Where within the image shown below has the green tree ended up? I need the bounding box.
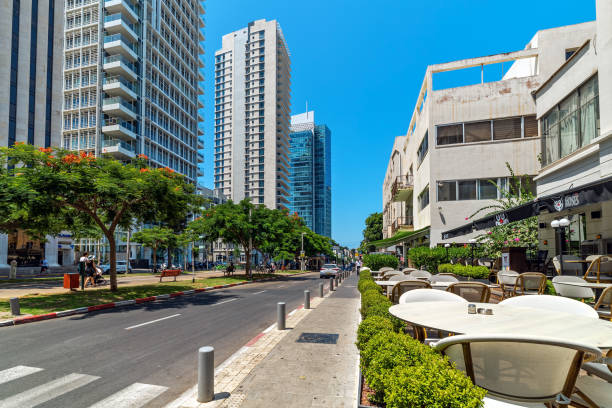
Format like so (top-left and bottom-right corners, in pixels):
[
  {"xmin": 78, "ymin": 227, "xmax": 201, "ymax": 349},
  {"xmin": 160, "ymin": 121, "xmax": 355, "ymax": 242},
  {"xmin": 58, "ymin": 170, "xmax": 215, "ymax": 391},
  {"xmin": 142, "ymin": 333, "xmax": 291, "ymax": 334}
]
[
  {"xmin": 131, "ymin": 226, "xmax": 175, "ymax": 272},
  {"xmin": 468, "ymin": 163, "xmax": 538, "ymax": 258},
  {"xmin": 0, "ymin": 144, "xmax": 198, "ymax": 290},
  {"xmin": 360, "ymin": 212, "xmax": 383, "ymax": 253}
]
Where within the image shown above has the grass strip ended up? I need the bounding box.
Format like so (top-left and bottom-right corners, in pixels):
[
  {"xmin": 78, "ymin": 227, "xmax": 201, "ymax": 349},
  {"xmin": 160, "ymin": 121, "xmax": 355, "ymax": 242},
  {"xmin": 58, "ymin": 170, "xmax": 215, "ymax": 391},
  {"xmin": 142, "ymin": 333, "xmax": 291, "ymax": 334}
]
[{"xmin": 0, "ymin": 274, "xmax": 276, "ymax": 316}]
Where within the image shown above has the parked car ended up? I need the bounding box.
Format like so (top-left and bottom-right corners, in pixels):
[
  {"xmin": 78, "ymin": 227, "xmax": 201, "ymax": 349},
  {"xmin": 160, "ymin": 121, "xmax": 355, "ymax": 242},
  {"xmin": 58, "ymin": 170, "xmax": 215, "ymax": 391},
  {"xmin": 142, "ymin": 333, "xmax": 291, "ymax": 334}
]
[
  {"xmin": 100, "ymin": 260, "xmax": 132, "ymax": 274},
  {"xmin": 320, "ymin": 264, "xmax": 340, "ymax": 278}
]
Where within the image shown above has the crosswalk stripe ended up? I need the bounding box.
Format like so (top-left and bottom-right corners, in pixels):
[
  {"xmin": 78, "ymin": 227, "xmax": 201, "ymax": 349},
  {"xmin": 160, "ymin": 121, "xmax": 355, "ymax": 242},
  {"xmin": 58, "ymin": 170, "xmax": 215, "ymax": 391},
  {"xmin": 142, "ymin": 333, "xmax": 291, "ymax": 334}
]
[
  {"xmin": 0, "ymin": 372, "xmax": 99, "ymax": 408},
  {"xmin": 88, "ymin": 383, "xmax": 168, "ymax": 408},
  {"xmin": 0, "ymin": 366, "xmax": 43, "ymax": 386}
]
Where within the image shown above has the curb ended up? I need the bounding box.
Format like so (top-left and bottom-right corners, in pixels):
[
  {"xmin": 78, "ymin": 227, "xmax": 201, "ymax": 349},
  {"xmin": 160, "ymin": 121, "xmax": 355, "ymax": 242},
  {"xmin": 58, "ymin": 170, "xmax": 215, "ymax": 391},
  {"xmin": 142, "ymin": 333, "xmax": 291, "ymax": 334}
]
[{"xmin": 0, "ymin": 272, "xmax": 313, "ymax": 328}]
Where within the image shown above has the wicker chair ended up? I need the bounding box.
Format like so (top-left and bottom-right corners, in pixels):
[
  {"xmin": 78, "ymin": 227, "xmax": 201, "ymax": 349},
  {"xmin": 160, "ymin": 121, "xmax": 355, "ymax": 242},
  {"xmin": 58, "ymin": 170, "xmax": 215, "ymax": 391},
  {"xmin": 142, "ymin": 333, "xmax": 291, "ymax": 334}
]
[
  {"xmin": 497, "ymin": 270, "xmax": 519, "ymax": 299},
  {"xmin": 401, "ymin": 267, "xmax": 417, "ymax": 274},
  {"xmin": 446, "ymin": 282, "xmax": 491, "ymax": 303},
  {"xmin": 584, "ymin": 255, "xmax": 612, "ymax": 283},
  {"xmin": 388, "ymin": 274, "xmax": 410, "ymax": 282},
  {"xmin": 513, "ymin": 272, "xmax": 547, "ymax": 296},
  {"xmin": 430, "ymin": 274, "xmax": 459, "ymax": 283},
  {"xmin": 389, "ymin": 280, "xmax": 431, "ymax": 304},
  {"xmin": 408, "ymin": 270, "xmax": 432, "ymax": 280},
  {"xmin": 594, "ymin": 286, "xmax": 612, "ymax": 320}
]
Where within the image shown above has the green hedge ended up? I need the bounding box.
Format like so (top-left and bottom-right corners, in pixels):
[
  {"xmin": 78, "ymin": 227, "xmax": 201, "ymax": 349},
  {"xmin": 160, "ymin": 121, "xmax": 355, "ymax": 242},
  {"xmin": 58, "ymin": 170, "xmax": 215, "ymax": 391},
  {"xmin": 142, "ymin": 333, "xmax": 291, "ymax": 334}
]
[
  {"xmin": 437, "ymin": 264, "xmax": 490, "ymax": 279},
  {"xmin": 356, "ymin": 270, "xmax": 485, "ymax": 407},
  {"xmin": 363, "ymin": 253, "xmax": 398, "ymax": 271},
  {"xmin": 408, "ymin": 246, "xmax": 473, "ymax": 272}
]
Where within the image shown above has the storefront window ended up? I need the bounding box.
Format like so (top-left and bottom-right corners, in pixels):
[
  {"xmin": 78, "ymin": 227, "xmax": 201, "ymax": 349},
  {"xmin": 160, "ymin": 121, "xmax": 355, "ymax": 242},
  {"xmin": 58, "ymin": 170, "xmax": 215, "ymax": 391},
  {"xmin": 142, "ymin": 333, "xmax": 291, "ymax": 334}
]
[{"xmin": 7, "ymin": 230, "xmax": 45, "ymax": 266}]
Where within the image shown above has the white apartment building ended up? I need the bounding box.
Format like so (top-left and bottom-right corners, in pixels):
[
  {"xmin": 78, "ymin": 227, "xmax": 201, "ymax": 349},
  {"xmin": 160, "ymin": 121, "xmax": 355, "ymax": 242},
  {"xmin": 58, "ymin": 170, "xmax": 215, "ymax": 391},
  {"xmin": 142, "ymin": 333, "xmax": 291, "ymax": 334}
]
[
  {"xmin": 381, "ymin": 21, "xmax": 597, "ymax": 250},
  {"xmin": 0, "ymin": 0, "xmax": 65, "ymax": 270},
  {"xmin": 61, "ymin": 0, "xmax": 205, "ymax": 183},
  {"xmin": 213, "ymin": 19, "xmax": 292, "ymax": 210}
]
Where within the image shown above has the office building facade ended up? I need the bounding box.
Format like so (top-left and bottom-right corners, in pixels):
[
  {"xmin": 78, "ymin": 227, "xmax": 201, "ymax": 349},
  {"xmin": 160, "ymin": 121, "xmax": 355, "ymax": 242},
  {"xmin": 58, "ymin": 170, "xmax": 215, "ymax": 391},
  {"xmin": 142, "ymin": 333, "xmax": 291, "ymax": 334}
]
[
  {"xmin": 61, "ymin": 0, "xmax": 205, "ymax": 183},
  {"xmin": 0, "ymin": 0, "xmax": 65, "ymax": 269},
  {"xmin": 213, "ymin": 19, "xmax": 291, "ymax": 209},
  {"xmin": 289, "ymin": 111, "xmax": 332, "ymax": 237}
]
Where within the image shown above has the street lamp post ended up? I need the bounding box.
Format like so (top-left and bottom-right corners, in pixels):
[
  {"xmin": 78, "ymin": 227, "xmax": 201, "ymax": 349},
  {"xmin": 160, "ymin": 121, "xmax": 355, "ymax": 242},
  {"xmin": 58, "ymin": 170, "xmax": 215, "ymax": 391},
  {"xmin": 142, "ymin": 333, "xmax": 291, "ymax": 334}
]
[
  {"xmin": 468, "ymin": 239, "xmax": 476, "ymax": 266},
  {"xmin": 551, "ymin": 218, "xmax": 570, "ymax": 275},
  {"xmin": 444, "ymin": 243, "xmax": 450, "ymax": 263}
]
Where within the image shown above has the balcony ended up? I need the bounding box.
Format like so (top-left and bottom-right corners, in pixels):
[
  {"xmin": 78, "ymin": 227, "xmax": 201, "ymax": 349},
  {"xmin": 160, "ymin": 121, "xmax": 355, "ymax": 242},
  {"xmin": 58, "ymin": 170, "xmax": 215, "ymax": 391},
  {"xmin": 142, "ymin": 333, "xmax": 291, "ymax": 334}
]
[
  {"xmin": 101, "ymin": 119, "xmax": 137, "ymax": 142},
  {"xmin": 104, "ymin": 13, "xmax": 139, "ymax": 42},
  {"xmin": 104, "ymin": 0, "xmax": 139, "ymax": 23},
  {"xmin": 102, "ymin": 97, "xmax": 137, "ymax": 121},
  {"xmin": 103, "ymin": 75, "xmax": 137, "ymax": 100},
  {"xmin": 102, "ymin": 139, "xmax": 136, "ymax": 159},
  {"xmin": 103, "ymin": 55, "xmax": 138, "ymax": 81},
  {"xmin": 392, "ymin": 175, "xmax": 414, "ymax": 202},
  {"xmin": 103, "ymin": 34, "xmax": 138, "ymax": 61},
  {"xmin": 392, "ymin": 216, "xmax": 414, "ymax": 234}
]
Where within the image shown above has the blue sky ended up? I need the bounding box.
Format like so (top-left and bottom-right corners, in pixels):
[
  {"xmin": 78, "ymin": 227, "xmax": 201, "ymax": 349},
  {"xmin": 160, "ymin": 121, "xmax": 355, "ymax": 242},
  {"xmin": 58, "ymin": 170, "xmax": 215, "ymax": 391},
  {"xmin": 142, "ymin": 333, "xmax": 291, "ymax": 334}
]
[{"xmin": 198, "ymin": 0, "xmax": 596, "ymax": 249}]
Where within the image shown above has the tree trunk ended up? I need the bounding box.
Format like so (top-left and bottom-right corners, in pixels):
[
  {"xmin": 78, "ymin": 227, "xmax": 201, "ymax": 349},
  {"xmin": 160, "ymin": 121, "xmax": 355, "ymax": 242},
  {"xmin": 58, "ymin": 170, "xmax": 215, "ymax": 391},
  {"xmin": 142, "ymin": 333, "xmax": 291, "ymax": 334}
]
[
  {"xmin": 108, "ymin": 236, "xmax": 118, "ymax": 291},
  {"xmin": 245, "ymin": 247, "xmax": 251, "ymax": 279},
  {"xmin": 152, "ymin": 244, "xmax": 157, "ymax": 274}
]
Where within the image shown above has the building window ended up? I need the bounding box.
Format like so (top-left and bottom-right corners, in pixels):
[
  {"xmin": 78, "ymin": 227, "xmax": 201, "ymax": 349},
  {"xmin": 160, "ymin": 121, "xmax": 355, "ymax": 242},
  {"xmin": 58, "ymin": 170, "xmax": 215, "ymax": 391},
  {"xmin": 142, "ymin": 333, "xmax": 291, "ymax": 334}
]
[
  {"xmin": 478, "ymin": 179, "xmax": 498, "ymax": 200},
  {"xmin": 437, "ymin": 181, "xmax": 456, "ymax": 201},
  {"xmin": 493, "ymin": 117, "xmax": 522, "ymax": 140},
  {"xmin": 541, "ymin": 75, "xmax": 599, "ymax": 166},
  {"xmin": 437, "ymin": 177, "xmax": 534, "ymax": 201},
  {"xmin": 458, "ymin": 180, "xmax": 477, "ymax": 200},
  {"xmin": 418, "ymin": 185, "xmax": 429, "ymax": 210},
  {"xmin": 416, "ymin": 131, "xmax": 428, "ymax": 166},
  {"xmin": 464, "ymin": 121, "xmax": 490, "ymax": 143},
  {"xmin": 437, "ymin": 124, "xmax": 463, "ymax": 145}
]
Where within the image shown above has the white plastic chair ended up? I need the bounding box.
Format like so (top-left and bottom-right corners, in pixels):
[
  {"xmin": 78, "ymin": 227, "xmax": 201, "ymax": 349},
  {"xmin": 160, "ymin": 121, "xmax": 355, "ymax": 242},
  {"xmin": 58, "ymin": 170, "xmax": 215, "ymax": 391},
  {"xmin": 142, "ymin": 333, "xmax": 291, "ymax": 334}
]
[
  {"xmin": 379, "ymin": 266, "xmax": 394, "ymax": 273},
  {"xmin": 573, "ymin": 374, "xmax": 612, "ymax": 407},
  {"xmin": 383, "ymin": 270, "xmax": 402, "ymax": 278},
  {"xmin": 434, "ymin": 334, "xmax": 601, "ymax": 406},
  {"xmin": 430, "ymin": 274, "xmax": 459, "ymax": 283},
  {"xmin": 499, "ymin": 295, "xmax": 599, "ymax": 319},
  {"xmin": 551, "ymin": 276, "xmax": 595, "ymax": 299},
  {"xmin": 409, "ymin": 270, "xmax": 432, "ymax": 280},
  {"xmin": 388, "ymin": 274, "xmax": 410, "ymax": 282},
  {"xmin": 398, "ymin": 288, "xmax": 467, "ymax": 304},
  {"xmin": 402, "ymin": 267, "xmax": 417, "ymax": 274},
  {"xmin": 398, "ymin": 288, "xmax": 465, "ymax": 343},
  {"xmin": 497, "ymin": 270, "xmax": 519, "ymax": 299},
  {"xmin": 552, "ymin": 255, "xmax": 583, "ymax": 276}
]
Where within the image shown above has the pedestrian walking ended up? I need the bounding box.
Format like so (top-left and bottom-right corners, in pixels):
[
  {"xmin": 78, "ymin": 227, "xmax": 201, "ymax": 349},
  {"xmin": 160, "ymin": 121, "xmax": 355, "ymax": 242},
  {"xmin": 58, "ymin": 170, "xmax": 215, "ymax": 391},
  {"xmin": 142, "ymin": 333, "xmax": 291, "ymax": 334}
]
[
  {"xmin": 85, "ymin": 256, "xmax": 97, "ymax": 288},
  {"xmin": 40, "ymin": 258, "xmax": 49, "ymax": 273},
  {"xmin": 79, "ymin": 252, "xmax": 88, "ymax": 290}
]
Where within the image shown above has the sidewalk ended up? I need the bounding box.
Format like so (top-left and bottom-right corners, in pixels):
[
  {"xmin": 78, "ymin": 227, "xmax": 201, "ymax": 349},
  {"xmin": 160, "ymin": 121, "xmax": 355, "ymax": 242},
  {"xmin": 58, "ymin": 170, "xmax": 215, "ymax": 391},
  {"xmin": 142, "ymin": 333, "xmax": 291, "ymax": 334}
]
[{"xmin": 168, "ymin": 272, "xmax": 360, "ymax": 408}]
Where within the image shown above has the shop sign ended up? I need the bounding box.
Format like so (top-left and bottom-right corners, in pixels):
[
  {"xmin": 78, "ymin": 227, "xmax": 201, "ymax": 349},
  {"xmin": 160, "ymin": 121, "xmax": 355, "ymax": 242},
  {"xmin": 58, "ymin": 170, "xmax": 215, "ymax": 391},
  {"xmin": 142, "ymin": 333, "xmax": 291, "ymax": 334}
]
[
  {"xmin": 495, "ymin": 213, "xmax": 508, "ymax": 226},
  {"xmin": 553, "ymin": 193, "xmax": 581, "ymax": 212}
]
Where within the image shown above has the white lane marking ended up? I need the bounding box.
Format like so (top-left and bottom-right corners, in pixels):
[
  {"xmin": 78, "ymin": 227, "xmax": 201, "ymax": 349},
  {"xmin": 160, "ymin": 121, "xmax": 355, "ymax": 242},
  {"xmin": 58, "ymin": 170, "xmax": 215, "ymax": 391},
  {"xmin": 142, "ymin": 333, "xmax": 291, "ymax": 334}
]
[
  {"xmin": 88, "ymin": 383, "xmax": 168, "ymax": 408},
  {"xmin": 251, "ymin": 290, "xmax": 266, "ymax": 295},
  {"xmin": 277, "ymin": 285, "xmax": 286, "ymax": 288},
  {"xmin": 0, "ymin": 373, "xmax": 99, "ymax": 408},
  {"xmin": 211, "ymin": 298, "xmax": 237, "ymax": 306},
  {"xmin": 124, "ymin": 314, "xmax": 181, "ymax": 330},
  {"xmin": 0, "ymin": 366, "xmax": 43, "ymax": 385}
]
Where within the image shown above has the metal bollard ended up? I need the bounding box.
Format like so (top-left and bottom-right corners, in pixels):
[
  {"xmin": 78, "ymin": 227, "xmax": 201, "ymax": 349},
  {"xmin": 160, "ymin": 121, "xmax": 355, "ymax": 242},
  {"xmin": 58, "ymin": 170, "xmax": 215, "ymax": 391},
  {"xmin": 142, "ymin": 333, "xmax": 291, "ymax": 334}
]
[
  {"xmin": 304, "ymin": 290, "xmax": 310, "ymax": 309},
  {"xmin": 9, "ymin": 298, "xmax": 20, "ymax": 316},
  {"xmin": 330, "ymin": 278, "xmax": 334, "ymax": 291},
  {"xmin": 277, "ymin": 302, "xmax": 286, "ymax": 330},
  {"xmin": 319, "ymin": 282, "xmax": 324, "ymax": 297},
  {"xmin": 197, "ymin": 346, "xmax": 214, "ymax": 403},
  {"xmin": 335, "ymin": 277, "xmax": 339, "ymax": 287}
]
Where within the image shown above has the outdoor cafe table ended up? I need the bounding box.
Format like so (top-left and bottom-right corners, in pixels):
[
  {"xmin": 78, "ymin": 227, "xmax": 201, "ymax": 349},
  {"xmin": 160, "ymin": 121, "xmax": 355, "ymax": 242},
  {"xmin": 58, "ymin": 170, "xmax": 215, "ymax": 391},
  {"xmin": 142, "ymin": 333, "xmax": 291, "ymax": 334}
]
[
  {"xmin": 389, "ymin": 301, "xmax": 612, "ymax": 348},
  {"xmin": 558, "ymin": 281, "xmax": 612, "ymax": 299}
]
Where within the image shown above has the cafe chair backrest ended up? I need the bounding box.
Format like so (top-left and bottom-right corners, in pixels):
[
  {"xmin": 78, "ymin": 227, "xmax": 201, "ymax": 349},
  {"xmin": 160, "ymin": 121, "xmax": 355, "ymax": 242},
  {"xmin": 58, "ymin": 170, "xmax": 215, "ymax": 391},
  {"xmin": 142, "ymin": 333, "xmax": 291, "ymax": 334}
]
[
  {"xmin": 552, "ymin": 255, "xmax": 583, "ymax": 275},
  {"xmin": 430, "ymin": 274, "xmax": 459, "ymax": 283},
  {"xmin": 390, "ymin": 280, "xmax": 431, "ymax": 304},
  {"xmin": 551, "ymin": 276, "xmax": 595, "ymax": 299},
  {"xmin": 500, "ymin": 295, "xmax": 599, "ymax": 319},
  {"xmin": 447, "ymin": 282, "xmax": 491, "ymax": 303},
  {"xmin": 594, "ymin": 286, "xmax": 612, "ymax": 311},
  {"xmin": 379, "ymin": 267, "xmax": 394, "ymax": 273},
  {"xmin": 388, "ymin": 274, "xmax": 409, "ymax": 282},
  {"xmin": 402, "ymin": 267, "xmax": 417, "ymax": 274},
  {"xmin": 497, "ymin": 270, "xmax": 519, "ymax": 285},
  {"xmin": 398, "ymin": 288, "xmax": 466, "ymax": 304},
  {"xmin": 383, "ymin": 270, "xmax": 402, "ymax": 279},
  {"xmin": 409, "ymin": 270, "xmax": 432, "ymax": 279},
  {"xmin": 434, "ymin": 334, "xmax": 601, "ymax": 403},
  {"xmin": 514, "ymin": 272, "xmax": 547, "ymax": 295}
]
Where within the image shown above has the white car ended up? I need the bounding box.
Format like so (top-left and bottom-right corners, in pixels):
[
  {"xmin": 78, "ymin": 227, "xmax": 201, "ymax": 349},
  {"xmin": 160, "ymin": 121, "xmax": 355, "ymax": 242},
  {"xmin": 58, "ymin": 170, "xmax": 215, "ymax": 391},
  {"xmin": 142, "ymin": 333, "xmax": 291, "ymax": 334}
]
[
  {"xmin": 101, "ymin": 260, "xmax": 132, "ymax": 274},
  {"xmin": 320, "ymin": 264, "xmax": 340, "ymax": 278}
]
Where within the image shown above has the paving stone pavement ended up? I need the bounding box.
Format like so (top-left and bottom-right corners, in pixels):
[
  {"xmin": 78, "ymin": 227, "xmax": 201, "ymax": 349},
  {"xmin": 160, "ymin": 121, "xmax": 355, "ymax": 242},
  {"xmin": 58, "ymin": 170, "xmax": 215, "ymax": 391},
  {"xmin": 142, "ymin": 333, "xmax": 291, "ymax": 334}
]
[{"xmin": 167, "ymin": 272, "xmax": 360, "ymax": 408}]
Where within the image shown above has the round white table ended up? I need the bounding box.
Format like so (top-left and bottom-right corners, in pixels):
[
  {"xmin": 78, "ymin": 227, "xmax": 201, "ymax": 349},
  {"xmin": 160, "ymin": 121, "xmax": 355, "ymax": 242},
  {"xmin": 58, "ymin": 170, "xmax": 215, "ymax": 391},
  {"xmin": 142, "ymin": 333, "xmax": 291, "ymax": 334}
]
[{"xmin": 389, "ymin": 301, "xmax": 612, "ymax": 348}]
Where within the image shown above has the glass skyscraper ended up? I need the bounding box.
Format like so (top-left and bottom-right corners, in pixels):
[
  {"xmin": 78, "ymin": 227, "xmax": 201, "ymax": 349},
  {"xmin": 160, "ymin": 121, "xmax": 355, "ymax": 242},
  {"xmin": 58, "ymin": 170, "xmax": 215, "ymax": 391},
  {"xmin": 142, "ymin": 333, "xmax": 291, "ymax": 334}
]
[{"xmin": 289, "ymin": 111, "xmax": 332, "ymax": 238}]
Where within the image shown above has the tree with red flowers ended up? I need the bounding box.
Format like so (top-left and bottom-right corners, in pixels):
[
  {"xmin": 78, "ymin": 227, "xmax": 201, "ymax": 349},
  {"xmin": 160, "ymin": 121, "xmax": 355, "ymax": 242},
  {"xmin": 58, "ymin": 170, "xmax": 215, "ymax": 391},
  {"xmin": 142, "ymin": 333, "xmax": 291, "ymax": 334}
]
[{"xmin": 0, "ymin": 144, "xmax": 198, "ymax": 290}]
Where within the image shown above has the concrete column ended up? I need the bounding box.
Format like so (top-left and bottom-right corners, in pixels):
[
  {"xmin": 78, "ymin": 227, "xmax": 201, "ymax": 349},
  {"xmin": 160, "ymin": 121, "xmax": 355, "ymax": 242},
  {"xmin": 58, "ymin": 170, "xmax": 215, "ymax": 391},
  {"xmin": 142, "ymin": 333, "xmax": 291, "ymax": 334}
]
[
  {"xmin": 45, "ymin": 235, "xmax": 60, "ymax": 267},
  {"xmin": 596, "ymin": 0, "xmax": 612, "ymax": 138},
  {"xmin": 0, "ymin": 234, "xmax": 9, "ymax": 268}
]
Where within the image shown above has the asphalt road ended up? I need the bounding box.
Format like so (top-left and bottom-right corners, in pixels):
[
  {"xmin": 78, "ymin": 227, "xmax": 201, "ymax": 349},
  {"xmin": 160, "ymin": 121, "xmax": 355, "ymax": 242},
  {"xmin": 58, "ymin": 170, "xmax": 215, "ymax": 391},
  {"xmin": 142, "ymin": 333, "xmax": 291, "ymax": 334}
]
[{"xmin": 0, "ymin": 272, "xmax": 328, "ymax": 407}]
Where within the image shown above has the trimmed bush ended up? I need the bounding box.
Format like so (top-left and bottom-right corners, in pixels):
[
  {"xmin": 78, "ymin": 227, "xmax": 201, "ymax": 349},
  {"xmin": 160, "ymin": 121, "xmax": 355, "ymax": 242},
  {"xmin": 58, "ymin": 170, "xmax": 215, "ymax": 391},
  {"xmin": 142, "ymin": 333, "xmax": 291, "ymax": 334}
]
[
  {"xmin": 361, "ymin": 289, "xmax": 385, "ymax": 318},
  {"xmin": 356, "ymin": 316, "xmax": 394, "ymax": 351},
  {"xmin": 545, "ymin": 279, "xmax": 556, "ymax": 295},
  {"xmin": 408, "ymin": 246, "xmax": 474, "ymax": 272},
  {"xmin": 363, "ymin": 253, "xmax": 398, "ymax": 271},
  {"xmin": 436, "ymin": 263, "xmax": 490, "ymax": 279},
  {"xmin": 384, "ymin": 362, "xmax": 486, "ymax": 408},
  {"xmin": 359, "ymin": 269, "xmax": 372, "ymax": 281},
  {"xmin": 358, "ymin": 279, "xmax": 382, "ymax": 294}
]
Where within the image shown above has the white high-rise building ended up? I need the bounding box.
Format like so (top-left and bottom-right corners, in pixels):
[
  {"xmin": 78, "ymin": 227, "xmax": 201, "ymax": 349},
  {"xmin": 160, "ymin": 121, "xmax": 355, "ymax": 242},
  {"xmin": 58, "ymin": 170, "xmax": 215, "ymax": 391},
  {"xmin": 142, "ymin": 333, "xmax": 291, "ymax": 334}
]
[
  {"xmin": 214, "ymin": 19, "xmax": 291, "ymax": 209},
  {"xmin": 61, "ymin": 0, "xmax": 205, "ymax": 183}
]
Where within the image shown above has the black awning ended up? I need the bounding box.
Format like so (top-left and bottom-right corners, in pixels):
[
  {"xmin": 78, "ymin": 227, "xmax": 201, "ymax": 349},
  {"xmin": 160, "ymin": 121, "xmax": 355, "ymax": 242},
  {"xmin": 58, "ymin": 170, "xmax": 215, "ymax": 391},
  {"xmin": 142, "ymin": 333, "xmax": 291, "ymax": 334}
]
[
  {"xmin": 534, "ymin": 175, "xmax": 612, "ymax": 214},
  {"xmin": 441, "ymin": 175, "xmax": 612, "ymax": 240}
]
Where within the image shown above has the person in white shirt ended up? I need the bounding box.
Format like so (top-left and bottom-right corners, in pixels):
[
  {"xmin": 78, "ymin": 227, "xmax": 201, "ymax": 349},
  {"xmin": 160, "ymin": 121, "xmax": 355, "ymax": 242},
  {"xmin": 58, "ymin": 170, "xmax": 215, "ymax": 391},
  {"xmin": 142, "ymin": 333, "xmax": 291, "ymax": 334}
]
[{"xmin": 79, "ymin": 252, "xmax": 88, "ymax": 290}]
